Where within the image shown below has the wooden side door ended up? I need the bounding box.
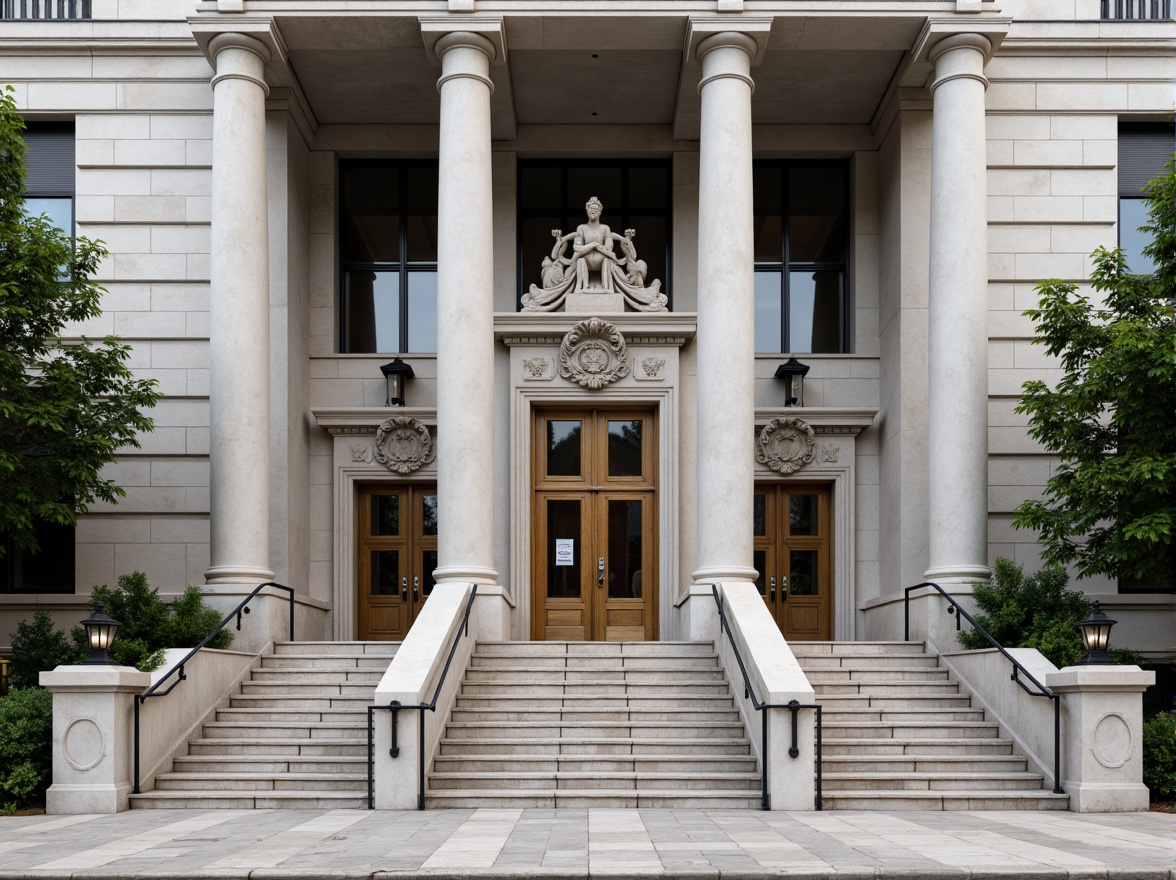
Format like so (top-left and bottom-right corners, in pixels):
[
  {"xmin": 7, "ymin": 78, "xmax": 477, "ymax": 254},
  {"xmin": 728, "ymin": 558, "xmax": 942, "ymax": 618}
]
[
  {"xmin": 357, "ymin": 484, "xmax": 437, "ymax": 641},
  {"xmin": 753, "ymin": 483, "xmax": 833, "ymax": 640}
]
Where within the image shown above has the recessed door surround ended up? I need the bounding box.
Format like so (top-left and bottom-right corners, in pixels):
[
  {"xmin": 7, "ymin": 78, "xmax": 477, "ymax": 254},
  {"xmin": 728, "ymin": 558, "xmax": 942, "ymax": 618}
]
[
  {"xmin": 357, "ymin": 484, "xmax": 438, "ymax": 640},
  {"xmin": 754, "ymin": 483, "xmax": 833, "ymax": 640}
]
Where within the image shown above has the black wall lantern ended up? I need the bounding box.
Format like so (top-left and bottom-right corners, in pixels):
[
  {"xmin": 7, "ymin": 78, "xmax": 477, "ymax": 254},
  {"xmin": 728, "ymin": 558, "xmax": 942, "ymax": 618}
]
[
  {"xmin": 1076, "ymin": 601, "xmax": 1117, "ymax": 665},
  {"xmin": 775, "ymin": 357, "xmax": 810, "ymax": 407},
  {"xmin": 380, "ymin": 358, "xmax": 414, "ymax": 407},
  {"xmin": 81, "ymin": 603, "xmax": 121, "ymax": 665}
]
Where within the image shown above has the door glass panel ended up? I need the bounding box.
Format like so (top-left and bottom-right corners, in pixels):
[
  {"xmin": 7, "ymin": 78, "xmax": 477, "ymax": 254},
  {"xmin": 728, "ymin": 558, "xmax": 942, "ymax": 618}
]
[
  {"xmin": 547, "ymin": 421, "xmax": 582, "ymax": 476},
  {"xmin": 754, "ymin": 494, "xmax": 767, "ymax": 536},
  {"xmin": 370, "ymin": 550, "xmax": 399, "ymax": 596},
  {"xmin": 789, "ymin": 550, "xmax": 818, "ymax": 596},
  {"xmin": 547, "ymin": 499, "xmax": 581, "ymax": 599},
  {"xmin": 607, "ymin": 499, "xmax": 643, "ymax": 599},
  {"xmin": 754, "ymin": 549, "xmax": 767, "ymax": 595},
  {"xmin": 789, "ymin": 495, "xmax": 817, "ymax": 536},
  {"xmin": 607, "ymin": 420, "xmax": 642, "ymax": 477},
  {"xmin": 371, "ymin": 495, "xmax": 400, "ymax": 536},
  {"xmin": 421, "ymin": 494, "xmax": 438, "ymax": 536},
  {"xmin": 421, "ymin": 550, "xmax": 437, "ymax": 597}
]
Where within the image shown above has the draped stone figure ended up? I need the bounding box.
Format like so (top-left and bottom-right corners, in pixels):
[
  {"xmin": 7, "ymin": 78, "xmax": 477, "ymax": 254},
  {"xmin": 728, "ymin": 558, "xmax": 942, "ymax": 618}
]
[{"xmin": 521, "ymin": 196, "xmax": 668, "ymax": 312}]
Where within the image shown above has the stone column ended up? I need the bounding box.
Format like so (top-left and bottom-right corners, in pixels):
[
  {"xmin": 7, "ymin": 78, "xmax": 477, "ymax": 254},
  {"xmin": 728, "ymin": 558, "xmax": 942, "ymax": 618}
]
[
  {"xmin": 431, "ymin": 32, "xmax": 498, "ymax": 590},
  {"xmin": 692, "ymin": 32, "xmax": 760, "ymax": 587},
  {"xmin": 925, "ymin": 35, "xmax": 992, "ymax": 584},
  {"xmin": 205, "ymin": 33, "xmax": 274, "ymax": 585}
]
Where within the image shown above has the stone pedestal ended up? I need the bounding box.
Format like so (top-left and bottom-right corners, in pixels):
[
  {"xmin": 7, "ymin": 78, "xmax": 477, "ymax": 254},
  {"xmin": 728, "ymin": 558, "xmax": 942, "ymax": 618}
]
[
  {"xmin": 1047, "ymin": 665, "xmax": 1155, "ymax": 812},
  {"xmin": 40, "ymin": 665, "xmax": 151, "ymax": 814},
  {"xmin": 924, "ymin": 34, "xmax": 993, "ymax": 585},
  {"xmin": 565, "ymin": 292, "xmax": 624, "ymax": 313}
]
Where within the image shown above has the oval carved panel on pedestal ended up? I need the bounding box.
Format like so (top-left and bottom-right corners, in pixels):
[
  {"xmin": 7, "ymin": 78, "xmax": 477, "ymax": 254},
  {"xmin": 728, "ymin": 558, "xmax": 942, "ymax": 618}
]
[{"xmin": 63, "ymin": 717, "xmax": 106, "ymax": 771}]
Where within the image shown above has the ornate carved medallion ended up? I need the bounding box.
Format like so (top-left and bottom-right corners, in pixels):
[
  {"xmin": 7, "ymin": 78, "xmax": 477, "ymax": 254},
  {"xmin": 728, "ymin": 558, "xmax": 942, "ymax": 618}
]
[
  {"xmin": 757, "ymin": 417, "xmax": 816, "ymax": 475},
  {"xmin": 374, "ymin": 417, "xmax": 436, "ymax": 475},
  {"xmin": 558, "ymin": 317, "xmax": 630, "ymax": 389}
]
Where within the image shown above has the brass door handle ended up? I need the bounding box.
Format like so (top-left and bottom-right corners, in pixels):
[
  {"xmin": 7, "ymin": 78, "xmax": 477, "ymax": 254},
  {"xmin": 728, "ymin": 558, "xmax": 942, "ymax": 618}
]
[
  {"xmin": 413, "ymin": 576, "xmax": 420, "ymax": 601},
  {"xmin": 769, "ymin": 576, "xmax": 776, "ymax": 601},
  {"xmin": 597, "ymin": 556, "xmax": 605, "ymax": 588},
  {"xmin": 400, "ymin": 576, "xmax": 408, "ymax": 602},
  {"xmin": 781, "ymin": 575, "xmax": 788, "ymax": 601}
]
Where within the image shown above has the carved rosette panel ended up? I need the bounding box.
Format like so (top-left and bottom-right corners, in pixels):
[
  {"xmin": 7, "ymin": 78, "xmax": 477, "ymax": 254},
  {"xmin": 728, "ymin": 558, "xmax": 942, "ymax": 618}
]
[
  {"xmin": 374, "ymin": 417, "xmax": 436, "ymax": 475},
  {"xmin": 757, "ymin": 417, "xmax": 817, "ymax": 475},
  {"xmin": 558, "ymin": 317, "xmax": 630, "ymax": 389}
]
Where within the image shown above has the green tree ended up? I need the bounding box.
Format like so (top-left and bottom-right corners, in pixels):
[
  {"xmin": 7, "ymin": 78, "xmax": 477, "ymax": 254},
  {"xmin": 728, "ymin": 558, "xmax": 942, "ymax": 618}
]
[
  {"xmin": 0, "ymin": 88, "xmax": 159, "ymax": 555},
  {"xmin": 1013, "ymin": 157, "xmax": 1176, "ymax": 586}
]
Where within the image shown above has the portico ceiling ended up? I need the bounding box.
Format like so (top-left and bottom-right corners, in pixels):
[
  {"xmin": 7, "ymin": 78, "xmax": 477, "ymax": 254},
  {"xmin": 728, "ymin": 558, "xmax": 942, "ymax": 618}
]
[{"xmin": 271, "ymin": 12, "xmax": 928, "ymax": 136}]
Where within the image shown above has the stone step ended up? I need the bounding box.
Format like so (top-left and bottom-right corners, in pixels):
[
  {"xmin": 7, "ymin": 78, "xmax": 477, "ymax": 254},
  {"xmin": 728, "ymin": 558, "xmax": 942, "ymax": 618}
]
[
  {"xmin": 461, "ymin": 667, "xmax": 728, "ymax": 683},
  {"xmin": 216, "ymin": 708, "xmax": 368, "ymax": 723},
  {"xmin": 453, "ymin": 694, "xmax": 736, "ymax": 710},
  {"xmin": 798, "ymin": 654, "xmax": 942, "ymax": 669},
  {"xmin": 812, "ymin": 682, "xmax": 962, "ymax": 695},
  {"xmin": 821, "ymin": 721, "xmax": 1001, "ymax": 739},
  {"xmin": 821, "ymin": 738, "xmax": 1016, "ymax": 756},
  {"xmin": 821, "ymin": 772, "xmax": 1048, "ymax": 792},
  {"xmin": 423, "ymin": 790, "xmax": 763, "ymax": 809},
  {"xmin": 448, "ymin": 708, "xmax": 742, "ymax": 723},
  {"xmin": 261, "ymin": 655, "xmax": 393, "ymax": 669},
  {"xmin": 811, "ymin": 694, "xmax": 974, "ymax": 709},
  {"xmin": 437, "ymin": 737, "xmax": 753, "ymax": 756},
  {"xmin": 459, "ymin": 681, "xmax": 733, "ymax": 696},
  {"xmin": 468, "ymin": 655, "xmax": 720, "ymax": 669},
  {"xmin": 431, "ymin": 754, "xmax": 759, "ymax": 774},
  {"xmin": 238, "ymin": 682, "xmax": 378, "ymax": 696},
  {"xmin": 228, "ymin": 695, "xmax": 373, "ymax": 709},
  {"xmin": 474, "ymin": 641, "xmax": 714, "ymax": 657},
  {"xmin": 200, "ymin": 722, "xmax": 367, "ymax": 740},
  {"xmin": 271, "ymin": 641, "xmax": 399, "ymax": 656},
  {"xmin": 804, "ymin": 668, "xmax": 952, "ymax": 683},
  {"xmin": 173, "ymin": 755, "xmax": 367, "ymax": 774},
  {"xmin": 187, "ymin": 738, "xmax": 368, "ymax": 756},
  {"xmin": 427, "ymin": 771, "xmax": 762, "ymax": 792},
  {"xmin": 820, "ymin": 791, "xmax": 1070, "ymax": 811},
  {"xmin": 819, "ymin": 709, "xmax": 986, "ymax": 723},
  {"xmin": 154, "ymin": 772, "xmax": 367, "ymax": 792},
  {"xmin": 249, "ymin": 669, "xmax": 385, "ymax": 682},
  {"xmin": 791, "ymin": 641, "xmax": 926, "ymax": 656},
  {"xmin": 129, "ymin": 790, "xmax": 369, "ymax": 809},
  {"xmin": 821, "ymin": 754, "xmax": 1027, "ymax": 773},
  {"xmin": 441, "ymin": 721, "xmax": 747, "ymax": 739}
]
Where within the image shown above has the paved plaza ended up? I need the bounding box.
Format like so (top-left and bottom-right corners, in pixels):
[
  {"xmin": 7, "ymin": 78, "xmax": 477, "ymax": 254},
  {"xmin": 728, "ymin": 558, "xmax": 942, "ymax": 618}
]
[{"xmin": 0, "ymin": 809, "xmax": 1173, "ymax": 879}]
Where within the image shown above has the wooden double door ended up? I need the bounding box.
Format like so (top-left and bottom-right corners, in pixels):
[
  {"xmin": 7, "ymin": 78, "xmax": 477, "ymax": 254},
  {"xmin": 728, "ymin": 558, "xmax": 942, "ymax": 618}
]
[
  {"xmin": 357, "ymin": 484, "xmax": 438, "ymax": 641},
  {"xmin": 753, "ymin": 483, "xmax": 833, "ymax": 640},
  {"xmin": 532, "ymin": 408, "xmax": 657, "ymax": 641}
]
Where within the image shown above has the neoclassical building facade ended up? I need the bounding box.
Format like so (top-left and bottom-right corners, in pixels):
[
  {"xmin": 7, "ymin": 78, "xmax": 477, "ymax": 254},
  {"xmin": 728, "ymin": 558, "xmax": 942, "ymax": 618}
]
[{"xmin": 1, "ymin": 0, "xmax": 1174, "ymax": 664}]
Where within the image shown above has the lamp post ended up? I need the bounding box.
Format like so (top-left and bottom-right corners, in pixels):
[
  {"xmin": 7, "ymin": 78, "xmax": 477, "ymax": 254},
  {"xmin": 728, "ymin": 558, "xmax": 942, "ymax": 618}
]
[
  {"xmin": 380, "ymin": 358, "xmax": 414, "ymax": 407},
  {"xmin": 774, "ymin": 357, "xmax": 810, "ymax": 407},
  {"xmin": 1076, "ymin": 601, "xmax": 1117, "ymax": 665},
  {"xmin": 80, "ymin": 603, "xmax": 121, "ymax": 666}
]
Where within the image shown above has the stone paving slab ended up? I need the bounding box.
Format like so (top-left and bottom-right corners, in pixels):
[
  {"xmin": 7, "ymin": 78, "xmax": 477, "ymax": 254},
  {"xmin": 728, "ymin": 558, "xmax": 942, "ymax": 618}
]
[{"xmin": 0, "ymin": 809, "xmax": 1172, "ymax": 879}]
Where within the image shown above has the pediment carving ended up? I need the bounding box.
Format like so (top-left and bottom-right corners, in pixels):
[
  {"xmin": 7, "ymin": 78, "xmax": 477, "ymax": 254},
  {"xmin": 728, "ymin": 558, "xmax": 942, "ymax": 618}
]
[
  {"xmin": 558, "ymin": 318, "xmax": 631, "ymax": 389},
  {"xmin": 374, "ymin": 417, "xmax": 436, "ymax": 475}
]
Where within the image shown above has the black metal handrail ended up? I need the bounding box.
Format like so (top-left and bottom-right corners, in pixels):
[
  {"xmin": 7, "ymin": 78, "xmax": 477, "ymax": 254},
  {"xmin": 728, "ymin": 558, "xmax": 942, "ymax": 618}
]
[
  {"xmin": 904, "ymin": 581, "xmax": 1063, "ymax": 794},
  {"xmin": 711, "ymin": 584, "xmax": 823, "ymax": 811},
  {"xmin": 367, "ymin": 584, "xmax": 477, "ymax": 810},
  {"xmin": 1101, "ymin": 0, "xmax": 1171, "ymax": 19},
  {"xmin": 133, "ymin": 581, "xmax": 295, "ymax": 794},
  {"xmin": 1, "ymin": 0, "xmax": 90, "ymax": 18}
]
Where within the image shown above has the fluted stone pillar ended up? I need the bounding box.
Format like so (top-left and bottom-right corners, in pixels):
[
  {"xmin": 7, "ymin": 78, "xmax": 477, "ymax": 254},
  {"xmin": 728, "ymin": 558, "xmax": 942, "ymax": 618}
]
[
  {"xmin": 205, "ymin": 33, "xmax": 274, "ymax": 585},
  {"xmin": 692, "ymin": 32, "xmax": 759, "ymax": 587},
  {"xmin": 432, "ymin": 32, "xmax": 498, "ymax": 589},
  {"xmin": 925, "ymin": 34, "xmax": 992, "ymax": 583}
]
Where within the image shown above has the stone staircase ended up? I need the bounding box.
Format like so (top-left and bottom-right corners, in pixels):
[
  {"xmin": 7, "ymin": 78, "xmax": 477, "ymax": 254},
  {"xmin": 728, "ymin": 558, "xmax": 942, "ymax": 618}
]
[
  {"xmin": 793, "ymin": 641, "xmax": 1070, "ymax": 810},
  {"xmin": 129, "ymin": 641, "xmax": 398, "ymax": 809},
  {"xmin": 425, "ymin": 641, "xmax": 762, "ymax": 808}
]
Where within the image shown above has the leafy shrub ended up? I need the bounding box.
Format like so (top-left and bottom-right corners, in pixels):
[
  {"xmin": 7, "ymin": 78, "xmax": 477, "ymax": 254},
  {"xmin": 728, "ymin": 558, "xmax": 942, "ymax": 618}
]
[
  {"xmin": 8, "ymin": 611, "xmax": 83, "ymax": 690},
  {"xmin": 958, "ymin": 557, "xmax": 1091, "ymax": 668},
  {"xmin": 1142, "ymin": 712, "xmax": 1176, "ymax": 803},
  {"xmin": 168, "ymin": 586, "xmax": 232, "ymax": 650},
  {"xmin": 0, "ymin": 687, "xmax": 53, "ymax": 812}
]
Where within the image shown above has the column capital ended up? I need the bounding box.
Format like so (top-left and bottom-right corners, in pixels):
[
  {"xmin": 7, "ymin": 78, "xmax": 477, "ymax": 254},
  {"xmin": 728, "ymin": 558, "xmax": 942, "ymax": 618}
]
[
  {"xmin": 420, "ymin": 17, "xmax": 506, "ymax": 67},
  {"xmin": 684, "ymin": 16, "xmax": 772, "ymax": 65},
  {"xmin": 911, "ymin": 17, "xmax": 1008, "ymax": 66},
  {"xmin": 189, "ymin": 17, "xmax": 287, "ymax": 68}
]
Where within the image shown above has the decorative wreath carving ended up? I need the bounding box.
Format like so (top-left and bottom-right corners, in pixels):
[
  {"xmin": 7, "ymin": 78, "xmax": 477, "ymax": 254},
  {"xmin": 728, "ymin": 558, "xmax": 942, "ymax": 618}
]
[
  {"xmin": 558, "ymin": 317, "xmax": 630, "ymax": 389},
  {"xmin": 374, "ymin": 417, "xmax": 435, "ymax": 475},
  {"xmin": 757, "ymin": 417, "xmax": 816, "ymax": 475}
]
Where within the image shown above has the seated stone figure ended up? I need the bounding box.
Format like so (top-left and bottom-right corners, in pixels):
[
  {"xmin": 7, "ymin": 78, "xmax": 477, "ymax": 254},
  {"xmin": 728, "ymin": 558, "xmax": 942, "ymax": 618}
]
[{"xmin": 522, "ymin": 196, "xmax": 667, "ymax": 312}]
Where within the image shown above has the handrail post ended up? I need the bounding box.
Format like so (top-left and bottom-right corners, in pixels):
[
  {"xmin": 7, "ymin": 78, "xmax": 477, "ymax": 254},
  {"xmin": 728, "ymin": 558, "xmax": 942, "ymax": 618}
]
[
  {"xmin": 760, "ymin": 709, "xmax": 769, "ymax": 811},
  {"xmin": 133, "ymin": 697, "xmax": 141, "ymax": 794},
  {"xmin": 389, "ymin": 701, "xmax": 402, "ymax": 758},
  {"xmin": 418, "ymin": 707, "xmax": 427, "ymax": 811},
  {"xmin": 1053, "ymin": 695, "xmax": 1063, "ymax": 794},
  {"xmin": 787, "ymin": 700, "xmax": 800, "ymax": 758},
  {"xmin": 367, "ymin": 706, "xmax": 375, "ymax": 810}
]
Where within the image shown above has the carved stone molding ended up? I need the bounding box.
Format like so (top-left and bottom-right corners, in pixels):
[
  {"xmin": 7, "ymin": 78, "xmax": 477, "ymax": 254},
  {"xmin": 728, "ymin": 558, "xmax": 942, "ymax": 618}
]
[
  {"xmin": 635, "ymin": 356, "xmax": 666, "ymax": 381},
  {"xmin": 558, "ymin": 317, "xmax": 630, "ymax": 389},
  {"xmin": 522, "ymin": 356, "xmax": 554, "ymax": 381},
  {"xmin": 348, "ymin": 443, "xmax": 373, "ymax": 463},
  {"xmin": 819, "ymin": 443, "xmax": 840, "ymax": 463},
  {"xmin": 374, "ymin": 417, "xmax": 436, "ymax": 475},
  {"xmin": 756, "ymin": 417, "xmax": 817, "ymax": 475}
]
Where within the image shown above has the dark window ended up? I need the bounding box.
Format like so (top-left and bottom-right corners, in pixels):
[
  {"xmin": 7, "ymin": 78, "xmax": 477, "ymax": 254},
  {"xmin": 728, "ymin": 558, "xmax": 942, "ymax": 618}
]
[
  {"xmin": 1118, "ymin": 122, "xmax": 1174, "ymax": 274},
  {"xmin": 339, "ymin": 161, "xmax": 438, "ymax": 353},
  {"xmin": 23, "ymin": 122, "xmax": 74, "ymax": 239},
  {"xmin": 517, "ymin": 160, "xmax": 672, "ymax": 309},
  {"xmin": 754, "ymin": 161, "xmax": 850, "ymax": 354},
  {"xmin": 1, "ymin": 523, "xmax": 75, "ymax": 594}
]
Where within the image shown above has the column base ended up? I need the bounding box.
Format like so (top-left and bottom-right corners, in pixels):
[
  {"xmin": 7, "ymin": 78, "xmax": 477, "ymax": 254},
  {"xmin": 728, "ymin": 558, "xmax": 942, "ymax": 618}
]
[
  {"xmin": 434, "ymin": 565, "xmax": 499, "ymax": 586},
  {"xmin": 922, "ymin": 564, "xmax": 992, "ymax": 583},
  {"xmin": 691, "ymin": 566, "xmax": 759, "ymax": 585},
  {"xmin": 1062, "ymin": 781, "xmax": 1150, "ymax": 813},
  {"xmin": 204, "ymin": 564, "xmax": 275, "ymax": 584}
]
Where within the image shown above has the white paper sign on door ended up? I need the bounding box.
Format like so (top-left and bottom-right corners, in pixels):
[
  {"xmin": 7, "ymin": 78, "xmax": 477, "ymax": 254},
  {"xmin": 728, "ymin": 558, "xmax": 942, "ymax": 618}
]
[{"xmin": 555, "ymin": 538, "xmax": 574, "ymax": 566}]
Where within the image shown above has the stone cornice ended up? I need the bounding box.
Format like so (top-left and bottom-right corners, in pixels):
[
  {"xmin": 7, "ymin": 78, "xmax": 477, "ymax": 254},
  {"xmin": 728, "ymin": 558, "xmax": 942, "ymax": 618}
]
[
  {"xmin": 0, "ymin": 20, "xmax": 199, "ymax": 52},
  {"xmin": 495, "ymin": 312, "xmax": 697, "ymax": 347},
  {"xmin": 312, "ymin": 406, "xmax": 437, "ymax": 435},
  {"xmin": 754, "ymin": 407, "xmax": 878, "ymax": 436}
]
